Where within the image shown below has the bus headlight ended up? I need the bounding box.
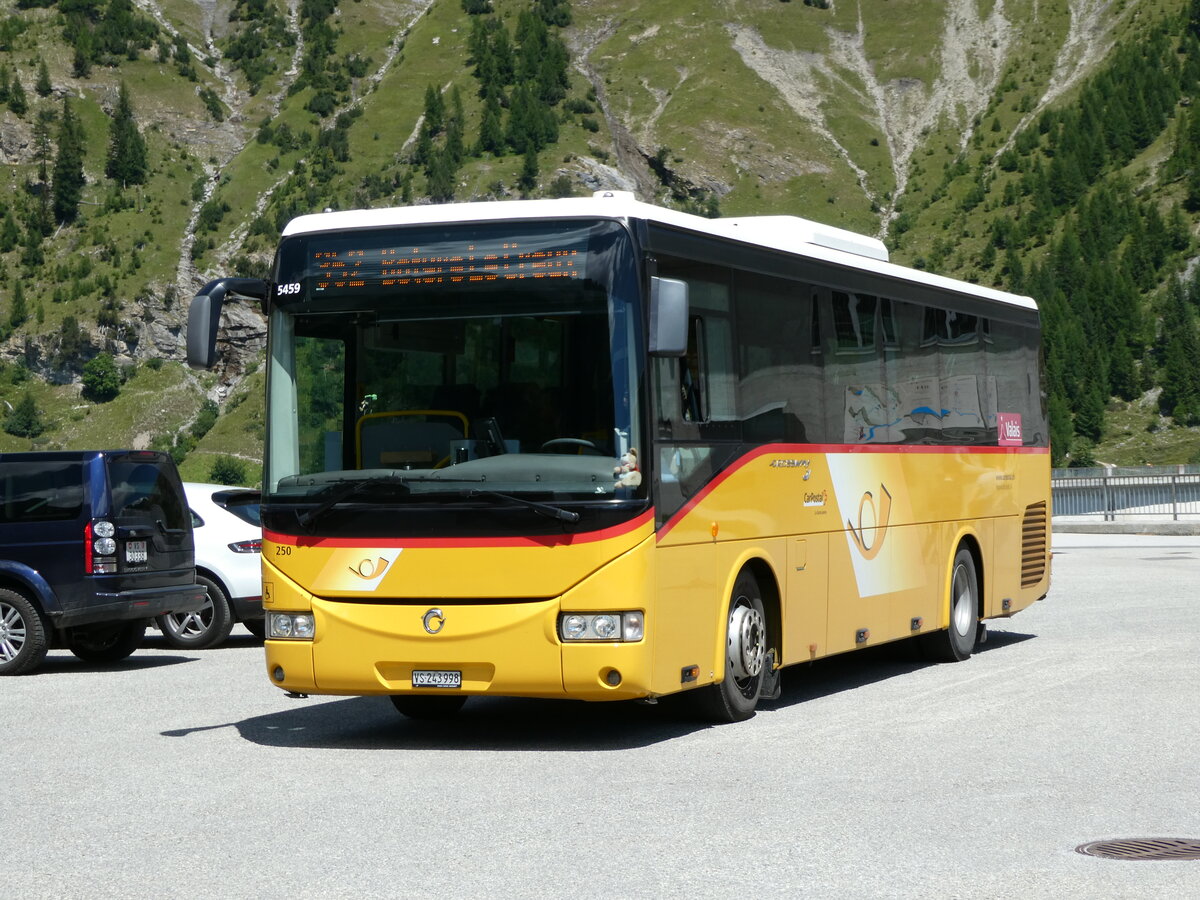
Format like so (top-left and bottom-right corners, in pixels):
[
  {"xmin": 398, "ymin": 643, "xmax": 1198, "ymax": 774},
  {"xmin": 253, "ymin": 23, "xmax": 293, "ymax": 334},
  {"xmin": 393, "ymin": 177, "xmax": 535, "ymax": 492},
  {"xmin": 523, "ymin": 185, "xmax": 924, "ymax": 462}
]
[
  {"xmin": 267, "ymin": 612, "xmax": 315, "ymax": 640},
  {"xmin": 558, "ymin": 612, "xmax": 644, "ymax": 642}
]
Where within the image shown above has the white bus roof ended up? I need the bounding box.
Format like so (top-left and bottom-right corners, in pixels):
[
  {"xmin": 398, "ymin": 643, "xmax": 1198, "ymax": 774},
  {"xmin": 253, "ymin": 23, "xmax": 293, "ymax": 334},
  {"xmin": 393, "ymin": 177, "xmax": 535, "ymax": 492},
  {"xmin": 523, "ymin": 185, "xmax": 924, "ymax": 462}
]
[{"xmin": 281, "ymin": 191, "xmax": 1037, "ymax": 312}]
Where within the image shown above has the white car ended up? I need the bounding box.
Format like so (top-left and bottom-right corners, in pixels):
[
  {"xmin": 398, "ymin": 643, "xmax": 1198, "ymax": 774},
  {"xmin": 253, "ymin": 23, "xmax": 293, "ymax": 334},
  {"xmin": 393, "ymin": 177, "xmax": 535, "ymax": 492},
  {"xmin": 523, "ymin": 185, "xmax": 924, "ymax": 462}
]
[{"xmin": 156, "ymin": 482, "xmax": 263, "ymax": 649}]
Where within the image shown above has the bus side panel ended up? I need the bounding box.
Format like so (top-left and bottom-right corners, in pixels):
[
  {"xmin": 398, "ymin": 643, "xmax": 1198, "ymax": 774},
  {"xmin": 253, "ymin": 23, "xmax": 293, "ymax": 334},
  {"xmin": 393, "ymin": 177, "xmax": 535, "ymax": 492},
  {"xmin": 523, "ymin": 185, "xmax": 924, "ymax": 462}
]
[
  {"xmin": 650, "ymin": 541, "xmax": 718, "ymax": 695},
  {"xmin": 783, "ymin": 533, "xmax": 829, "ymax": 666}
]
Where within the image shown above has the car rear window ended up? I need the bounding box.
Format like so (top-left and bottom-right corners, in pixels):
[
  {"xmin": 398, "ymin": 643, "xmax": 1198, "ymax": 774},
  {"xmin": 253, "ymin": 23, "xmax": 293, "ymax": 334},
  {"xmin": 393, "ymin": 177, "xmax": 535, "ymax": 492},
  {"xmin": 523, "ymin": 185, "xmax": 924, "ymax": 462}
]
[
  {"xmin": 213, "ymin": 491, "xmax": 261, "ymax": 526},
  {"xmin": 108, "ymin": 458, "xmax": 189, "ymax": 530},
  {"xmin": 0, "ymin": 460, "xmax": 85, "ymax": 523}
]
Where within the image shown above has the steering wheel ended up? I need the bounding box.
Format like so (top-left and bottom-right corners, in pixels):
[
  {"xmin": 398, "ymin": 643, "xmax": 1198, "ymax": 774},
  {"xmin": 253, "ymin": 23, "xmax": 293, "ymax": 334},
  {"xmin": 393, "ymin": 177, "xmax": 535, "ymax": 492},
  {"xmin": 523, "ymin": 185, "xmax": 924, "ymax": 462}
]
[{"xmin": 540, "ymin": 438, "xmax": 603, "ymax": 455}]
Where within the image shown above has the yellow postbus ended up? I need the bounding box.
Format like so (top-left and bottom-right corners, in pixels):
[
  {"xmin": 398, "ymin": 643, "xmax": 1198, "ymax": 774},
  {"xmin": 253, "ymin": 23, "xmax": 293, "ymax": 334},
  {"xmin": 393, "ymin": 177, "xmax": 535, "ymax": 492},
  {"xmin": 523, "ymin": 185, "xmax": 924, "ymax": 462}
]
[{"xmin": 187, "ymin": 191, "xmax": 1050, "ymax": 722}]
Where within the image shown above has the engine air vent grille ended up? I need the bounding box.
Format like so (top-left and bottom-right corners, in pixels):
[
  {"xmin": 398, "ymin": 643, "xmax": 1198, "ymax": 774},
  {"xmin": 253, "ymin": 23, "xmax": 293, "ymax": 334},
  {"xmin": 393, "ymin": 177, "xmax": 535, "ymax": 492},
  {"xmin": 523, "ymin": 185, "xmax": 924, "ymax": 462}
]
[{"xmin": 1021, "ymin": 501, "xmax": 1048, "ymax": 588}]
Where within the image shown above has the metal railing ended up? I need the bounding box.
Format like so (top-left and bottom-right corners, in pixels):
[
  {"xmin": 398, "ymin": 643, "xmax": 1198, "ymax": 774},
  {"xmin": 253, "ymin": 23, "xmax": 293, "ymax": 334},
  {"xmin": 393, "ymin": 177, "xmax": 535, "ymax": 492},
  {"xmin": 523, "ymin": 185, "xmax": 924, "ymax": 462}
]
[{"xmin": 1051, "ymin": 465, "xmax": 1200, "ymax": 520}]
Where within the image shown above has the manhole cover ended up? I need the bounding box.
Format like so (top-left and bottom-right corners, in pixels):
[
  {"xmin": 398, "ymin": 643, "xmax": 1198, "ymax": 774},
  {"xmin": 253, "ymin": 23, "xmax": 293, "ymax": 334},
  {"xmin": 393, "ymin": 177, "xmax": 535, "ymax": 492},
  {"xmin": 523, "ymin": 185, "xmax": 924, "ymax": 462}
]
[{"xmin": 1075, "ymin": 838, "xmax": 1200, "ymax": 861}]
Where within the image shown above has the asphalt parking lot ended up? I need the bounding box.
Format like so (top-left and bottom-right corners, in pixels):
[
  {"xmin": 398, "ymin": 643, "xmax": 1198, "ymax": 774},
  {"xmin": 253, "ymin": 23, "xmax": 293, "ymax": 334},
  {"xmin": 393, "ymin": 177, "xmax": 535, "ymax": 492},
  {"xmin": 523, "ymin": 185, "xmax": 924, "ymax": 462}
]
[{"xmin": 4, "ymin": 532, "xmax": 1199, "ymax": 898}]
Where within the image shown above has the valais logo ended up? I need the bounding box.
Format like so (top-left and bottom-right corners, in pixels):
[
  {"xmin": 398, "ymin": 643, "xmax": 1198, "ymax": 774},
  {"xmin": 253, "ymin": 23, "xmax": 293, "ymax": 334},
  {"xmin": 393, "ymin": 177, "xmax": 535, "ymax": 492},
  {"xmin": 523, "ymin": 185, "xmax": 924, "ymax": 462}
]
[{"xmin": 997, "ymin": 413, "xmax": 1023, "ymax": 447}]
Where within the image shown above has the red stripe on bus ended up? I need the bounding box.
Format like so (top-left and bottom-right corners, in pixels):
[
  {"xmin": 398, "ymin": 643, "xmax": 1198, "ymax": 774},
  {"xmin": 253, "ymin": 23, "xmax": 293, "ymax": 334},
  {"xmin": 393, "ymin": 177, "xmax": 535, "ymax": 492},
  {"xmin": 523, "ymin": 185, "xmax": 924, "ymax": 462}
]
[
  {"xmin": 265, "ymin": 509, "xmax": 655, "ymax": 549},
  {"xmin": 656, "ymin": 442, "xmax": 1048, "ymax": 541}
]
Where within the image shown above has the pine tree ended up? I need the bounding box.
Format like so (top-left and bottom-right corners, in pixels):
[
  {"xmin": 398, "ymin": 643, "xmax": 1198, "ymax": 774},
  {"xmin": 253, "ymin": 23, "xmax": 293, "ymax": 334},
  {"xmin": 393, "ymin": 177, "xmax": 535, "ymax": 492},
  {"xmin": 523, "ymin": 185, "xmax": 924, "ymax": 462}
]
[
  {"xmin": 52, "ymin": 98, "xmax": 86, "ymax": 225},
  {"xmin": 9, "ymin": 279, "xmax": 27, "ymax": 331},
  {"xmin": 477, "ymin": 94, "xmax": 504, "ymax": 155},
  {"xmin": 105, "ymin": 82, "xmax": 148, "ymax": 186},
  {"xmin": 35, "ymin": 59, "xmax": 51, "ymax": 97},
  {"xmin": 72, "ymin": 30, "xmax": 93, "ymax": 78},
  {"xmin": 4, "ymin": 390, "xmax": 44, "ymax": 438},
  {"xmin": 427, "ymin": 153, "xmax": 455, "ymax": 203},
  {"xmin": 1158, "ymin": 278, "xmax": 1200, "ymax": 424},
  {"xmin": 518, "ymin": 144, "xmax": 538, "ymax": 195},
  {"xmin": 0, "ymin": 211, "xmax": 18, "ymax": 253},
  {"xmin": 7, "ymin": 73, "xmax": 26, "ymax": 116}
]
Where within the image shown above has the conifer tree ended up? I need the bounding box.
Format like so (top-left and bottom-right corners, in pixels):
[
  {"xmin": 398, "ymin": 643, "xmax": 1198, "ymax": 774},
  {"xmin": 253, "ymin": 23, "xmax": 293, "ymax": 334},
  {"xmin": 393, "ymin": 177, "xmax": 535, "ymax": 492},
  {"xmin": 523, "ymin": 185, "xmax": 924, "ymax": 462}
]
[
  {"xmin": 518, "ymin": 144, "xmax": 538, "ymax": 195},
  {"xmin": 52, "ymin": 98, "xmax": 87, "ymax": 225},
  {"xmin": 1158, "ymin": 278, "xmax": 1200, "ymax": 424},
  {"xmin": 0, "ymin": 210, "xmax": 18, "ymax": 254},
  {"xmin": 35, "ymin": 60, "xmax": 51, "ymax": 97},
  {"xmin": 105, "ymin": 82, "xmax": 148, "ymax": 186},
  {"xmin": 9, "ymin": 279, "xmax": 27, "ymax": 331},
  {"xmin": 4, "ymin": 390, "xmax": 44, "ymax": 439},
  {"xmin": 7, "ymin": 73, "xmax": 26, "ymax": 116},
  {"xmin": 477, "ymin": 94, "xmax": 504, "ymax": 155}
]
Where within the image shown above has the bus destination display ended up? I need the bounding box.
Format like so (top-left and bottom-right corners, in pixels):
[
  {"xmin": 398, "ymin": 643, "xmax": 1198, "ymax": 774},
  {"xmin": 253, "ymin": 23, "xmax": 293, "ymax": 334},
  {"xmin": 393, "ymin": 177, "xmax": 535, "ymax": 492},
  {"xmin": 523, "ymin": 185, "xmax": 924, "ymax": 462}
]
[{"xmin": 307, "ymin": 238, "xmax": 583, "ymax": 293}]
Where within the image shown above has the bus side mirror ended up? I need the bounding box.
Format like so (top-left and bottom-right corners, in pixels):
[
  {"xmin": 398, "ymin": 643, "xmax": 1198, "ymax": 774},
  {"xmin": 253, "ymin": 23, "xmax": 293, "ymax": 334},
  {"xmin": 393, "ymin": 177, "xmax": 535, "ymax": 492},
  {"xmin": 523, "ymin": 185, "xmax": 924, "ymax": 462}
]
[
  {"xmin": 648, "ymin": 276, "xmax": 688, "ymax": 357},
  {"xmin": 186, "ymin": 278, "xmax": 269, "ymax": 368}
]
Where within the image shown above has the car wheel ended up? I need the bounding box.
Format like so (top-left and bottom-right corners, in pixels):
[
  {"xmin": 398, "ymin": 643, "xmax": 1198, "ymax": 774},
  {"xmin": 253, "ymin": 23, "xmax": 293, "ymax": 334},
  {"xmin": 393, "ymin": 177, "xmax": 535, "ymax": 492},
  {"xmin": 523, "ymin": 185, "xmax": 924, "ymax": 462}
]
[
  {"xmin": 67, "ymin": 620, "xmax": 146, "ymax": 664},
  {"xmin": 0, "ymin": 589, "xmax": 49, "ymax": 676},
  {"xmin": 241, "ymin": 619, "xmax": 265, "ymax": 639},
  {"xmin": 156, "ymin": 575, "xmax": 234, "ymax": 650},
  {"xmin": 389, "ymin": 695, "xmax": 468, "ymax": 719}
]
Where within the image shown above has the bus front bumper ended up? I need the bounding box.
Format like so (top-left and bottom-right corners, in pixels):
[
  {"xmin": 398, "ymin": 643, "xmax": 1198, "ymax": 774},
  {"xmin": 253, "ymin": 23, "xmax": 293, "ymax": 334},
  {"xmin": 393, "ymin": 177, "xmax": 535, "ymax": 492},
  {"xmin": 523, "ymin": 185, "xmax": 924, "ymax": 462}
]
[{"xmin": 263, "ymin": 597, "xmax": 653, "ymax": 702}]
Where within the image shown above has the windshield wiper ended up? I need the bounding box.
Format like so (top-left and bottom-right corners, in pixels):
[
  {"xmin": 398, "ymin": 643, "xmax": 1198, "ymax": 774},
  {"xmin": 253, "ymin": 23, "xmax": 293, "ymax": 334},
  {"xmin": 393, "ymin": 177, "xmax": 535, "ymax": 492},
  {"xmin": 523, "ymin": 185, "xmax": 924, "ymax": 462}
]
[
  {"xmin": 467, "ymin": 489, "xmax": 580, "ymax": 524},
  {"xmin": 297, "ymin": 476, "xmax": 411, "ymax": 532}
]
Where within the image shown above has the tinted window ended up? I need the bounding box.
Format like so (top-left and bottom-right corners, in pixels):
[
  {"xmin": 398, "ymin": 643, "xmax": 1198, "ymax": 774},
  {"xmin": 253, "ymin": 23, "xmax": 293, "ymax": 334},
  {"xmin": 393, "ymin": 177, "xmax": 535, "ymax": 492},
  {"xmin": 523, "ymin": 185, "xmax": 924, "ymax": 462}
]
[
  {"xmin": 0, "ymin": 461, "xmax": 84, "ymax": 523},
  {"xmin": 213, "ymin": 492, "xmax": 262, "ymax": 526},
  {"xmin": 108, "ymin": 460, "xmax": 189, "ymax": 530}
]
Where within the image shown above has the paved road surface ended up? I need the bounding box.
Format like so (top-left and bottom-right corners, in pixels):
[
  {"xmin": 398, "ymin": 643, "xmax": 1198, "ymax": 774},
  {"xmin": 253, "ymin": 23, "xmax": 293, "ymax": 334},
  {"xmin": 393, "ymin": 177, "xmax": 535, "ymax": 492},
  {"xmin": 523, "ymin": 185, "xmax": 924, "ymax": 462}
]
[{"xmin": 4, "ymin": 533, "xmax": 1198, "ymax": 898}]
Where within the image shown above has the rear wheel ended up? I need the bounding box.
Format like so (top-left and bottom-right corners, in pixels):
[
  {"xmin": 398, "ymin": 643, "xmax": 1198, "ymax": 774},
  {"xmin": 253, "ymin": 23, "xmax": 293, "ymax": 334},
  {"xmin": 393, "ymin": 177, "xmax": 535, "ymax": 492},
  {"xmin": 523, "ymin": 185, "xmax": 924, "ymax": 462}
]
[
  {"xmin": 0, "ymin": 589, "xmax": 49, "ymax": 676},
  {"xmin": 921, "ymin": 545, "xmax": 980, "ymax": 662},
  {"xmin": 241, "ymin": 619, "xmax": 265, "ymax": 640},
  {"xmin": 692, "ymin": 570, "xmax": 767, "ymax": 723},
  {"xmin": 389, "ymin": 695, "xmax": 468, "ymax": 720},
  {"xmin": 157, "ymin": 575, "xmax": 234, "ymax": 650},
  {"xmin": 67, "ymin": 620, "xmax": 146, "ymax": 664}
]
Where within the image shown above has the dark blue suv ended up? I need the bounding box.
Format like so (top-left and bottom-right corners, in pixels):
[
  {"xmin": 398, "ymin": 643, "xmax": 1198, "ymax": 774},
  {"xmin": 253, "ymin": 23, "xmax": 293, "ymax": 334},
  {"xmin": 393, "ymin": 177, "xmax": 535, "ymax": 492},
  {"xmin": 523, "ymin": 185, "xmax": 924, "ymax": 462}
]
[{"xmin": 0, "ymin": 450, "xmax": 206, "ymax": 675}]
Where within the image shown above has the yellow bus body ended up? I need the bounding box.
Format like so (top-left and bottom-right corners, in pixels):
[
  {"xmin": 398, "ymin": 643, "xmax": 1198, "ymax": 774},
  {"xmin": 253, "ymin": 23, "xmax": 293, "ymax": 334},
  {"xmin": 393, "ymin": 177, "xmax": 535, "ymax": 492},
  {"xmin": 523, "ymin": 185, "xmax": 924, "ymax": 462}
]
[{"xmin": 263, "ymin": 444, "xmax": 1049, "ymax": 701}]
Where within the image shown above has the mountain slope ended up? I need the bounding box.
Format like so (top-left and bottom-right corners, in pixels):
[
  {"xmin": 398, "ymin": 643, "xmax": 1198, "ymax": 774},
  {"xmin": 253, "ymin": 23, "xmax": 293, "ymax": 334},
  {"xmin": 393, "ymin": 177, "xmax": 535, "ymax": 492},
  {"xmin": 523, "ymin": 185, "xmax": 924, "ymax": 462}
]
[{"xmin": 0, "ymin": 0, "xmax": 1197, "ymax": 478}]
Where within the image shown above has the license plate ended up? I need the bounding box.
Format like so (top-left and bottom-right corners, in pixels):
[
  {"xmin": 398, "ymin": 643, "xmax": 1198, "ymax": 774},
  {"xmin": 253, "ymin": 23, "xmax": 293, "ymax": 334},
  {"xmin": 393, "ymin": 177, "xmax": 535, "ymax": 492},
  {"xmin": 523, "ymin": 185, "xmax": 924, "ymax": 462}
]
[
  {"xmin": 412, "ymin": 669, "xmax": 461, "ymax": 689},
  {"xmin": 125, "ymin": 540, "xmax": 147, "ymax": 564}
]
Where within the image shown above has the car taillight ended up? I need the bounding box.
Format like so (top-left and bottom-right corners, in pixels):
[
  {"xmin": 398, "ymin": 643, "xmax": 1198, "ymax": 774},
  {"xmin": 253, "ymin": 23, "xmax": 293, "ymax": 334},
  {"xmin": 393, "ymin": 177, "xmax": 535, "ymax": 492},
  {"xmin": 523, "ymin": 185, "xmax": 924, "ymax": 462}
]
[
  {"xmin": 86, "ymin": 519, "xmax": 118, "ymax": 574},
  {"xmin": 229, "ymin": 539, "xmax": 262, "ymax": 554}
]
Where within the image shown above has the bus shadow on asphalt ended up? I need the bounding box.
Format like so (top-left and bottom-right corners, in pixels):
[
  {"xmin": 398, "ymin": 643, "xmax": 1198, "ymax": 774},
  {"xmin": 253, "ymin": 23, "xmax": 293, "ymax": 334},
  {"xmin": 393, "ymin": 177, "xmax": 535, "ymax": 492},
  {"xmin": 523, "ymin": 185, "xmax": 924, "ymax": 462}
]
[
  {"xmin": 759, "ymin": 629, "xmax": 1037, "ymax": 710},
  {"xmin": 164, "ymin": 630, "xmax": 1037, "ymax": 751}
]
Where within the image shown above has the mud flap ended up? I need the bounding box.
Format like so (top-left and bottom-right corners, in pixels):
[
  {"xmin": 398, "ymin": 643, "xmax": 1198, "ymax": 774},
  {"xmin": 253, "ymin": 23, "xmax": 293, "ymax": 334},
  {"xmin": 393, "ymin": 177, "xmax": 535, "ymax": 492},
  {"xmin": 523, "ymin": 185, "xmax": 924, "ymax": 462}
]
[{"xmin": 759, "ymin": 649, "xmax": 781, "ymax": 701}]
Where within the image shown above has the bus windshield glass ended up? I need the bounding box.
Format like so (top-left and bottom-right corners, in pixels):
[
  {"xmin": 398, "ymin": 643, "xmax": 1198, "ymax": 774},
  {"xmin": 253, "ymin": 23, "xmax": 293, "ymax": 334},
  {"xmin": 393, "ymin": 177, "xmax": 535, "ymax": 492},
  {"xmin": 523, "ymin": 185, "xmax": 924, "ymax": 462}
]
[{"xmin": 263, "ymin": 218, "xmax": 645, "ymax": 515}]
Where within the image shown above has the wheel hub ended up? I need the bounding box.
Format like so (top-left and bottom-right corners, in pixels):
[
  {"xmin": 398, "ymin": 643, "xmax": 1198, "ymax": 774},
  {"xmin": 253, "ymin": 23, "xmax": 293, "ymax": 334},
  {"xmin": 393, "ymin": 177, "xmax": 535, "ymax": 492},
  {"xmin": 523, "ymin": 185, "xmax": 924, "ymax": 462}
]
[{"xmin": 728, "ymin": 603, "xmax": 765, "ymax": 679}]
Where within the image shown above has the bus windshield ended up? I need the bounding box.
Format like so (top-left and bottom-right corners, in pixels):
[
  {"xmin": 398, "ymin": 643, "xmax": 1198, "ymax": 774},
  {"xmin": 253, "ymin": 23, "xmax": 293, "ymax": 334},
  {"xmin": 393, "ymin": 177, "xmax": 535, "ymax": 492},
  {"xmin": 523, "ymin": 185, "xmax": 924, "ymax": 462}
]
[{"xmin": 263, "ymin": 218, "xmax": 646, "ymax": 519}]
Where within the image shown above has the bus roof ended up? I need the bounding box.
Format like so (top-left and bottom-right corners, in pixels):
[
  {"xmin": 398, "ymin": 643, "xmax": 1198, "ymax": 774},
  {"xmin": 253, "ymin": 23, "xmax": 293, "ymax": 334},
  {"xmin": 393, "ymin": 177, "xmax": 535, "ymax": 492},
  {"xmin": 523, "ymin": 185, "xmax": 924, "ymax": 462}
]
[{"xmin": 281, "ymin": 191, "xmax": 1038, "ymax": 312}]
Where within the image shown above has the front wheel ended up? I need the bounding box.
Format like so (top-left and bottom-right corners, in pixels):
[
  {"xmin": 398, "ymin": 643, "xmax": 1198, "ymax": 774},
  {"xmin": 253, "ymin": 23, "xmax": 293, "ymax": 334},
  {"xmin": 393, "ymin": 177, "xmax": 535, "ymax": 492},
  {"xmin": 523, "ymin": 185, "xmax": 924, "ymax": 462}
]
[
  {"xmin": 920, "ymin": 545, "xmax": 980, "ymax": 662},
  {"xmin": 692, "ymin": 571, "xmax": 768, "ymax": 723},
  {"xmin": 390, "ymin": 694, "xmax": 468, "ymax": 720},
  {"xmin": 67, "ymin": 621, "xmax": 146, "ymax": 665},
  {"xmin": 157, "ymin": 575, "xmax": 234, "ymax": 650},
  {"xmin": 0, "ymin": 589, "xmax": 49, "ymax": 676}
]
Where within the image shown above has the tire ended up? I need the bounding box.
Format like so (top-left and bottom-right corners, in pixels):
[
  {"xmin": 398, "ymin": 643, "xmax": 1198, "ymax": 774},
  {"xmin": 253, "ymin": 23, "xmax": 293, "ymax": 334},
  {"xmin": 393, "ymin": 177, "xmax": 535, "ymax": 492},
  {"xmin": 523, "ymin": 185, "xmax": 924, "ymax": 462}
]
[
  {"xmin": 389, "ymin": 694, "xmax": 468, "ymax": 720},
  {"xmin": 921, "ymin": 545, "xmax": 980, "ymax": 662},
  {"xmin": 0, "ymin": 588, "xmax": 50, "ymax": 676},
  {"xmin": 156, "ymin": 575, "xmax": 234, "ymax": 650},
  {"xmin": 241, "ymin": 618, "xmax": 265, "ymax": 639},
  {"xmin": 692, "ymin": 570, "xmax": 768, "ymax": 723},
  {"xmin": 67, "ymin": 620, "xmax": 146, "ymax": 665}
]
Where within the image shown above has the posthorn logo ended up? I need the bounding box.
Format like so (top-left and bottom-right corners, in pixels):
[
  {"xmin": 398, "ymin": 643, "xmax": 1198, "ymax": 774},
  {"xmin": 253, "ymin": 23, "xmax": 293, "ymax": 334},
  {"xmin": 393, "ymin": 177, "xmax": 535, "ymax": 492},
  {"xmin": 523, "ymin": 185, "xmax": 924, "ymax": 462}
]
[{"xmin": 422, "ymin": 608, "xmax": 445, "ymax": 634}]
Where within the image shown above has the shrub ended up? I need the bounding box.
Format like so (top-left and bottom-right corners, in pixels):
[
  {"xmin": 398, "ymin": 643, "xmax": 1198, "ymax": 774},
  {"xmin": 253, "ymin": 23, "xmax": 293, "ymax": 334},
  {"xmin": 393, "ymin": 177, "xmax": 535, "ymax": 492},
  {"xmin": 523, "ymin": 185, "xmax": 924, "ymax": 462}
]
[
  {"xmin": 209, "ymin": 455, "xmax": 247, "ymax": 485},
  {"xmin": 81, "ymin": 353, "xmax": 121, "ymax": 402}
]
